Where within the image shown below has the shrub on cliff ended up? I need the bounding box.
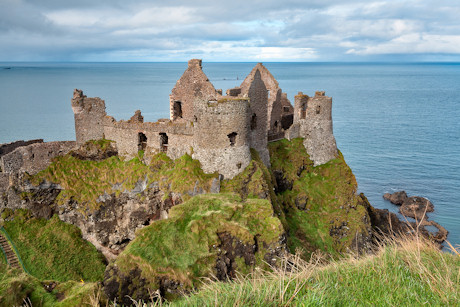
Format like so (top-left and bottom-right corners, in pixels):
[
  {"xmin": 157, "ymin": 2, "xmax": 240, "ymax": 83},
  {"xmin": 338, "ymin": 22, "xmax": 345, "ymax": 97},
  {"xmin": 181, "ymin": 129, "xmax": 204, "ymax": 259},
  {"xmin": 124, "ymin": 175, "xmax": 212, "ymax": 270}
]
[{"xmin": 103, "ymin": 193, "xmax": 285, "ymax": 304}]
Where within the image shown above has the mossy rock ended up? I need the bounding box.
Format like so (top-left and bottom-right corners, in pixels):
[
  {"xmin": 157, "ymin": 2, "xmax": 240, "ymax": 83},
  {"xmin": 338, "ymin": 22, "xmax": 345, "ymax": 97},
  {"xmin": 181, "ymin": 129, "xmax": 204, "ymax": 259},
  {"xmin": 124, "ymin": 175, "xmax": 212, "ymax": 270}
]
[
  {"xmin": 268, "ymin": 138, "xmax": 373, "ymax": 257},
  {"xmin": 103, "ymin": 194, "xmax": 285, "ymax": 304}
]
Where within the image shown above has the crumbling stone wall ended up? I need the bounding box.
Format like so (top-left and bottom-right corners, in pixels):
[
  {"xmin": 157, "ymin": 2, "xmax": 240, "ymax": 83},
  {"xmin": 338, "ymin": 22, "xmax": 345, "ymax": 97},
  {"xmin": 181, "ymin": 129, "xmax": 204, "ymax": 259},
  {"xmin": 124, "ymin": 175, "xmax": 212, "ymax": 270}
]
[
  {"xmin": 72, "ymin": 89, "xmax": 107, "ymax": 145},
  {"xmin": 288, "ymin": 91, "xmax": 338, "ymax": 166},
  {"xmin": 193, "ymin": 98, "xmax": 251, "ymax": 179},
  {"xmin": 0, "ymin": 139, "xmax": 44, "ymax": 160},
  {"xmin": 169, "ymin": 59, "xmax": 220, "ymax": 121},
  {"xmin": 246, "ymin": 70, "xmax": 270, "ymax": 166},
  {"xmin": 0, "ymin": 141, "xmax": 76, "ymax": 175},
  {"xmin": 103, "ymin": 113, "xmax": 194, "ymax": 160}
]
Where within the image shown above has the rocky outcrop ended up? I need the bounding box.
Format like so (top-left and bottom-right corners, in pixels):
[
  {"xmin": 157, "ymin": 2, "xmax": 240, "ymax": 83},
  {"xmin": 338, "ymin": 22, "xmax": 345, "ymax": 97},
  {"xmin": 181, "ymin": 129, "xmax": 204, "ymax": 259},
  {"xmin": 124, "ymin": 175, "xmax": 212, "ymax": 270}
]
[
  {"xmin": 382, "ymin": 191, "xmax": 448, "ymax": 244},
  {"xmin": 103, "ymin": 194, "xmax": 287, "ymax": 304},
  {"xmin": 3, "ymin": 174, "xmax": 174, "ymax": 260}
]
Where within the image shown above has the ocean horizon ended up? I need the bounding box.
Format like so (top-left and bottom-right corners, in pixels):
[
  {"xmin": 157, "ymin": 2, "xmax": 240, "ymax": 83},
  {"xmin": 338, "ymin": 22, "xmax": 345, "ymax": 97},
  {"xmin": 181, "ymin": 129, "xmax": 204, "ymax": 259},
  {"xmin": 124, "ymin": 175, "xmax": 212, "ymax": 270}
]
[{"xmin": 1, "ymin": 61, "xmax": 459, "ymax": 248}]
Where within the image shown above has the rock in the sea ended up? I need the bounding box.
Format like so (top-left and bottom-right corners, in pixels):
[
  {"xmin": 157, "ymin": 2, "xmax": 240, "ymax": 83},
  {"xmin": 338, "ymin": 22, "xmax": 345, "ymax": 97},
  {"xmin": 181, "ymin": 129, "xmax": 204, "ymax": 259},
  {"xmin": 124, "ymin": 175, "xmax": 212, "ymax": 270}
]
[
  {"xmin": 400, "ymin": 196, "xmax": 434, "ymax": 221},
  {"xmin": 383, "ymin": 191, "xmax": 408, "ymax": 205}
]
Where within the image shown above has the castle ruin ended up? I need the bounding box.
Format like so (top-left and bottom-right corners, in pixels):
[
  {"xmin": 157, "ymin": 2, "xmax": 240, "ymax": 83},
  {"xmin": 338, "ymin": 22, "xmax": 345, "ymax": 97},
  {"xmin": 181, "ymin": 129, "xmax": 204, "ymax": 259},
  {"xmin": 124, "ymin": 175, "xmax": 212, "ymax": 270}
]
[{"xmin": 72, "ymin": 59, "xmax": 338, "ymax": 179}]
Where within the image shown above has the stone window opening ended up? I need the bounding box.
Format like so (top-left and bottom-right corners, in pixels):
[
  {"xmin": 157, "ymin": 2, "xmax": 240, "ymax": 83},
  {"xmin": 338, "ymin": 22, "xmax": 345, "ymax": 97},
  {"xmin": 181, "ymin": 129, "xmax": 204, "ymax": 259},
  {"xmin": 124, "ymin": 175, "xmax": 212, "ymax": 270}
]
[
  {"xmin": 173, "ymin": 101, "xmax": 183, "ymax": 120},
  {"xmin": 159, "ymin": 133, "xmax": 168, "ymax": 152},
  {"xmin": 228, "ymin": 132, "xmax": 237, "ymax": 146},
  {"xmin": 301, "ymin": 103, "xmax": 307, "ymax": 119},
  {"xmin": 251, "ymin": 113, "xmax": 257, "ymax": 130},
  {"xmin": 283, "ymin": 106, "xmax": 290, "ymax": 112},
  {"xmin": 267, "ymin": 90, "xmax": 270, "ymax": 98},
  {"xmin": 316, "ymin": 105, "xmax": 321, "ymax": 114},
  {"xmin": 138, "ymin": 132, "xmax": 147, "ymax": 152}
]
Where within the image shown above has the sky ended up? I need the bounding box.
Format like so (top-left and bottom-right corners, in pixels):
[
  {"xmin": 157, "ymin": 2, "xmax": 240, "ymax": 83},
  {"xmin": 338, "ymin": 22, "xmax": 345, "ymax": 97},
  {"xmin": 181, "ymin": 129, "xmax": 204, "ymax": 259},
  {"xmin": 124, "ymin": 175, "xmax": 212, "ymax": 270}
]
[{"xmin": 1, "ymin": 0, "xmax": 460, "ymax": 62}]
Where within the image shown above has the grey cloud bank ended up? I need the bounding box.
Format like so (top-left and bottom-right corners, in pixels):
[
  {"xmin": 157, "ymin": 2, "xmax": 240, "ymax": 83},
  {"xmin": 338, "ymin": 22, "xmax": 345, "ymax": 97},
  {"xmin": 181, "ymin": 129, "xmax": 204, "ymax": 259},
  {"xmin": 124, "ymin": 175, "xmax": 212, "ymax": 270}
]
[{"xmin": 1, "ymin": 0, "xmax": 460, "ymax": 61}]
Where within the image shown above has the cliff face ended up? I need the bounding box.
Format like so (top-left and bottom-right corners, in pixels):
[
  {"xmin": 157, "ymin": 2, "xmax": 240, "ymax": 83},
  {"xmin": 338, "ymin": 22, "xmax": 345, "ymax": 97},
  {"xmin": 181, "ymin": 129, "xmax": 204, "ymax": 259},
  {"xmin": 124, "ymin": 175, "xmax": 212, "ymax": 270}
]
[{"xmin": 0, "ymin": 138, "xmax": 399, "ymax": 302}]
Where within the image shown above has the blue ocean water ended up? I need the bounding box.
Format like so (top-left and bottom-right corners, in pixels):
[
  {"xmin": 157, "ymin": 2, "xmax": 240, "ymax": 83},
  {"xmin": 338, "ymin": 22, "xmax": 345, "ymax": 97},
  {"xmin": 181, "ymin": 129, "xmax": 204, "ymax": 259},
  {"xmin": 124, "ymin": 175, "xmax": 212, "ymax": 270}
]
[{"xmin": 1, "ymin": 62, "xmax": 459, "ymax": 247}]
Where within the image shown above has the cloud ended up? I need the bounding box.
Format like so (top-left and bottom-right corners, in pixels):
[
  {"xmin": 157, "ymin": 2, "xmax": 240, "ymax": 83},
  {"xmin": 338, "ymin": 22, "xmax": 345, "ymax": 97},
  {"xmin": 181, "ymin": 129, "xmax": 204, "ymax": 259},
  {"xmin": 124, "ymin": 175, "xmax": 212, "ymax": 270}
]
[{"xmin": 1, "ymin": 0, "xmax": 460, "ymax": 61}]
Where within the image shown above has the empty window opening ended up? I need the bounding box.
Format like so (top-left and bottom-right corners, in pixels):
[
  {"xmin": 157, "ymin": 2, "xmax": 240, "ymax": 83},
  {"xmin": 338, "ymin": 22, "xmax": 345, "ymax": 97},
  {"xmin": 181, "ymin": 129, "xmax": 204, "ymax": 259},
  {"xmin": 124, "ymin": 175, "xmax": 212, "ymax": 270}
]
[
  {"xmin": 159, "ymin": 133, "xmax": 168, "ymax": 152},
  {"xmin": 138, "ymin": 132, "xmax": 147, "ymax": 152},
  {"xmin": 173, "ymin": 101, "xmax": 183, "ymax": 119},
  {"xmin": 274, "ymin": 121, "xmax": 279, "ymax": 129},
  {"xmin": 283, "ymin": 106, "xmax": 290, "ymax": 112},
  {"xmin": 315, "ymin": 105, "xmax": 321, "ymax": 114},
  {"xmin": 267, "ymin": 90, "xmax": 270, "ymax": 98},
  {"xmin": 251, "ymin": 114, "xmax": 257, "ymax": 130},
  {"xmin": 301, "ymin": 103, "xmax": 307, "ymax": 119},
  {"xmin": 228, "ymin": 132, "xmax": 237, "ymax": 146}
]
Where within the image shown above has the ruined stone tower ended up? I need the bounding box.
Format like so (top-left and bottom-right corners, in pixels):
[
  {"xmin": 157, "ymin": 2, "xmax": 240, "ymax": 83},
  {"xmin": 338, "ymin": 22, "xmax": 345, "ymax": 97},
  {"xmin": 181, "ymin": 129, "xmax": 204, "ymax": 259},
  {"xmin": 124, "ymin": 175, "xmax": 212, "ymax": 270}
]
[
  {"xmin": 287, "ymin": 91, "xmax": 338, "ymax": 166},
  {"xmin": 71, "ymin": 89, "xmax": 106, "ymax": 144},
  {"xmin": 192, "ymin": 97, "xmax": 252, "ymax": 179}
]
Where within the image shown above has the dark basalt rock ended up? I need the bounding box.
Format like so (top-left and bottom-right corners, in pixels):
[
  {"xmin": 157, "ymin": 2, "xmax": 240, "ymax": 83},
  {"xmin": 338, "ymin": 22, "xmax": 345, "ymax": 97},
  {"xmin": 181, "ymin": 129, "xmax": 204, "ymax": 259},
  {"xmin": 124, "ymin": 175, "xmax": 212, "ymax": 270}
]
[
  {"xmin": 215, "ymin": 232, "xmax": 256, "ymax": 280},
  {"xmin": 383, "ymin": 191, "xmax": 408, "ymax": 206},
  {"xmin": 400, "ymin": 196, "xmax": 434, "ymax": 221}
]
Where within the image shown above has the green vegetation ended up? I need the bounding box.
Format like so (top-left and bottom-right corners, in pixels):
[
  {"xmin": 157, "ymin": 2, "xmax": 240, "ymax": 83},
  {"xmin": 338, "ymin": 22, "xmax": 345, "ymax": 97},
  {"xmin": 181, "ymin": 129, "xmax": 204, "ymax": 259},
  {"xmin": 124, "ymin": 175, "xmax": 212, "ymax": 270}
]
[
  {"xmin": 107, "ymin": 193, "xmax": 284, "ymax": 301},
  {"xmin": 30, "ymin": 151, "xmax": 218, "ymax": 213},
  {"xmin": 268, "ymin": 138, "xmax": 371, "ymax": 257},
  {"xmin": 2, "ymin": 209, "xmax": 106, "ymax": 282},
  {"xmin": 167, "ymin": 236, "xmax": 460, "ymax": 306},
  {"xmin": 0, "ymin": 265, "xmax": 103, "ymax": 306}
]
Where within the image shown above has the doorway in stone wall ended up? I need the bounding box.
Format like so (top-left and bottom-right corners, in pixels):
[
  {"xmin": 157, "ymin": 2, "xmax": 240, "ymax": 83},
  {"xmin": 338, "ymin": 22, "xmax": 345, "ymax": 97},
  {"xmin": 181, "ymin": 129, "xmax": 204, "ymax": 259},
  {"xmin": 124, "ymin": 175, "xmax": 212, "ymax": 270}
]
[
  {"xmin": 138, "ymin": 132, "xmax": 147, "ymax": 152},
  {"xmin": 160, "ymin": 133, "xmax": 168, "ymax": 152}
]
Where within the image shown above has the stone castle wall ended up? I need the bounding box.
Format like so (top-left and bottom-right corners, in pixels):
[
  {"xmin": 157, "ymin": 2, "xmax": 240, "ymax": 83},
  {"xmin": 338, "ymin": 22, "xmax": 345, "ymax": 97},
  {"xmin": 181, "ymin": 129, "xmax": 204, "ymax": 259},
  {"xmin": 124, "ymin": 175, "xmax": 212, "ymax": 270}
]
[
  {"xmin": 0, "ymin": 141, "xmax": 75, "ymax": 175},
  {"xmin": 0, "ymin": 139, "xmax": 44, "ymax": 159},
  {"xmin": 192, "ymin": 98, "xmax": 251, "ymax": 179}
]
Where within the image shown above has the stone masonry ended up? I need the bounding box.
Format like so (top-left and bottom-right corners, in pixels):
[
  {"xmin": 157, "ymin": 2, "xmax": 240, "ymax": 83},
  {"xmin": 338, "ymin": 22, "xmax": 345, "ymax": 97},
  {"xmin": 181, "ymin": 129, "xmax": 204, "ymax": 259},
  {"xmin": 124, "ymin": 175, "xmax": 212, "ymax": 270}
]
[{"xmin": 71, "ymin": 59, "xmax": 338, "ymax": 178}]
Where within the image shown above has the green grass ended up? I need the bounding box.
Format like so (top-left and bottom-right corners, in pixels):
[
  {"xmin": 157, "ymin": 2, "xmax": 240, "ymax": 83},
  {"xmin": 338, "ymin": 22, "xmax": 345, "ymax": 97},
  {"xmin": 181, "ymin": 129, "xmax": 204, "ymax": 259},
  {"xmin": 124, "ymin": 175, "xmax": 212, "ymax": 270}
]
[
  {"xmin": 0, "ymin": 264, "xmax": 103, "ymax": 306},
  {"xmin": 2, "ymin": 210, "xmax": 106, "ymax": 282},
  {"xmin": 108, "ymin": 193, "xmax": 284, "ymax": 301},
  {"xmin": 29, "ymin": 151, "xmax": 218, "ymax": 213},
  {"xmin": 169, "ymin": 236, "xmax": 460, "ymax": 306}
]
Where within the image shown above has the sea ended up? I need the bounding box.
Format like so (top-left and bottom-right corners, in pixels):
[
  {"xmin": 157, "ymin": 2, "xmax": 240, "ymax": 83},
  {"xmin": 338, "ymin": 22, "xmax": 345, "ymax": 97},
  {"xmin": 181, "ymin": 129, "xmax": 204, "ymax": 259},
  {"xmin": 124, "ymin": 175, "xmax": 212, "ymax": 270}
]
[{"xmin": 0, "ymin": 62, "xmax": 459, "ymax": 248}]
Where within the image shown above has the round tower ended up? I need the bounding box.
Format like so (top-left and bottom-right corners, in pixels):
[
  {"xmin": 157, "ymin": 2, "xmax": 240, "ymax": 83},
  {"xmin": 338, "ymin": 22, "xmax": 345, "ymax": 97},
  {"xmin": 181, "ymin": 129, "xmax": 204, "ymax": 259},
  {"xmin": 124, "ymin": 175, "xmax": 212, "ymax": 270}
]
[{"xmin": 192, "ymin": 97, "xmax": 251, "ymax": 179}]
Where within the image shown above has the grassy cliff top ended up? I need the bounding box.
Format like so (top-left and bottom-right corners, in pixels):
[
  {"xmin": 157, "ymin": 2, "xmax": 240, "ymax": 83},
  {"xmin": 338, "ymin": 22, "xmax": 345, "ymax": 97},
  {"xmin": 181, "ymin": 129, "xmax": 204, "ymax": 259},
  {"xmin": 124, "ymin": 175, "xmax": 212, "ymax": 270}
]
[{"xmin": 171, "ymin": 236, "xmax": 460, "ymax": 306}]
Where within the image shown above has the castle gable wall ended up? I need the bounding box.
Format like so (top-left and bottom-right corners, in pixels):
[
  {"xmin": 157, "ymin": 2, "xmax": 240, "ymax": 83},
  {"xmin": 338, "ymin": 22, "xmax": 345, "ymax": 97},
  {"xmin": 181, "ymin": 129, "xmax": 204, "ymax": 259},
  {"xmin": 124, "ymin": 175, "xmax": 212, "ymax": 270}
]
[
  {"xmin": 170, "ymin": 59, "xmax": 219, "ymax": 121},
  {"xmin": 247, "ymin": 70, "xmax": 270, "ymax": 166}
]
